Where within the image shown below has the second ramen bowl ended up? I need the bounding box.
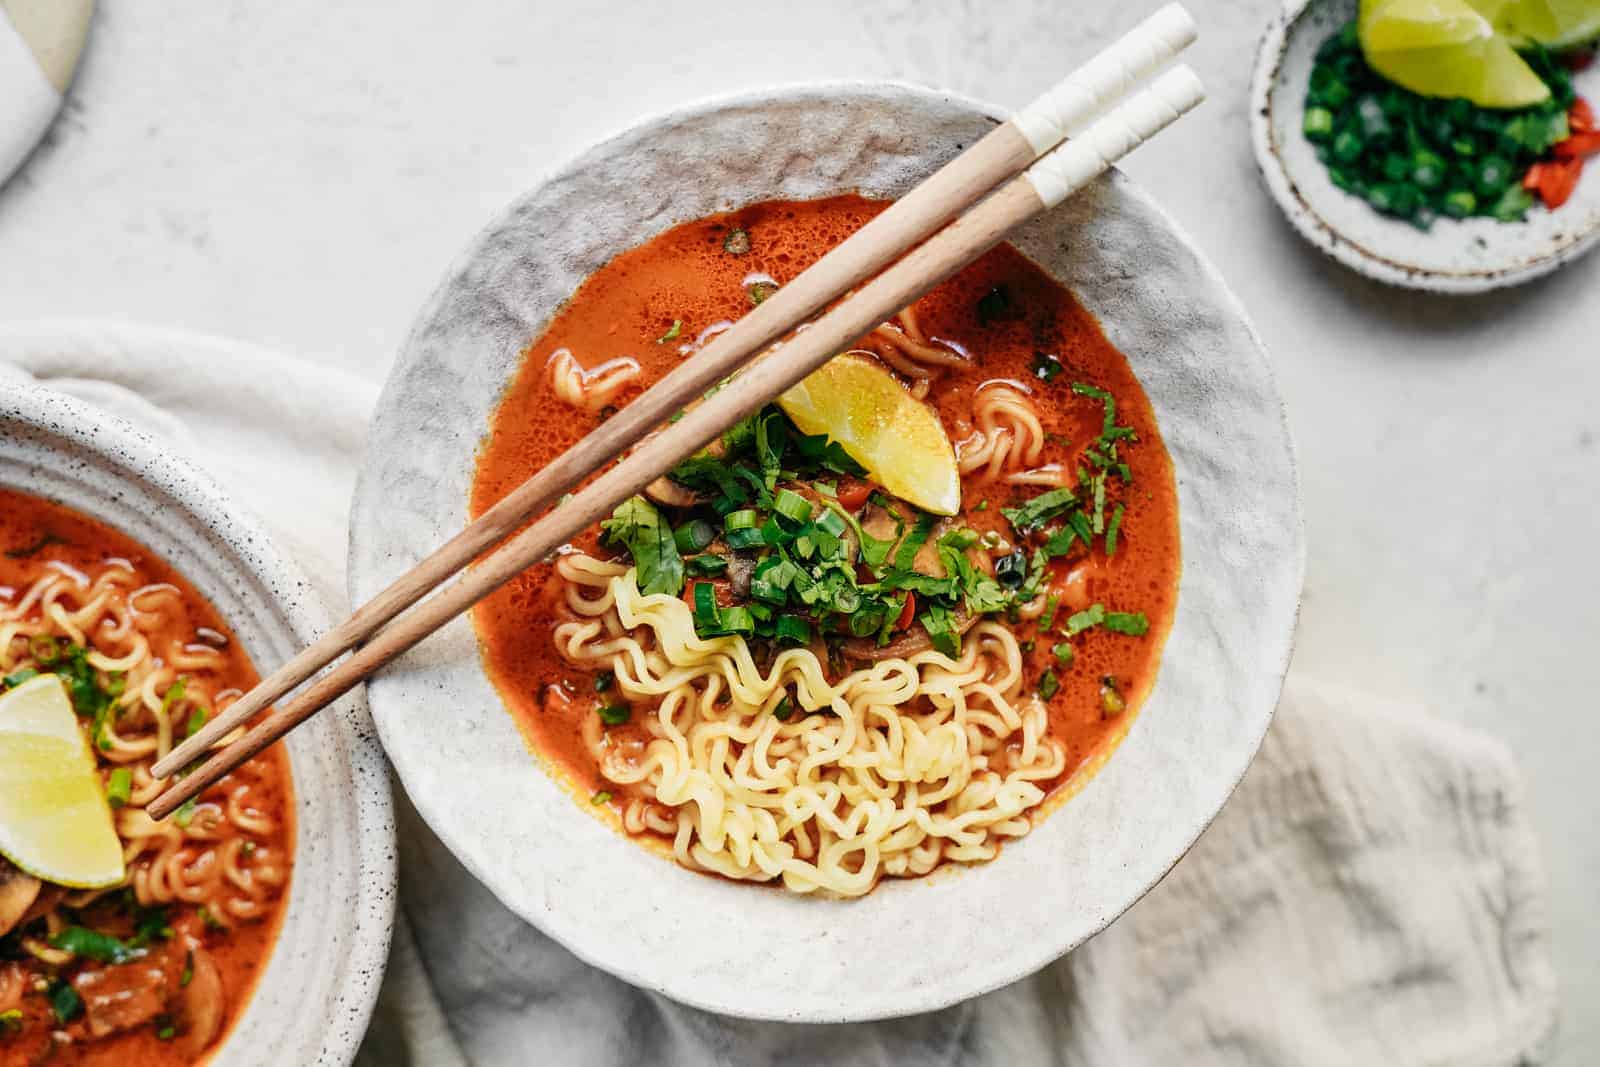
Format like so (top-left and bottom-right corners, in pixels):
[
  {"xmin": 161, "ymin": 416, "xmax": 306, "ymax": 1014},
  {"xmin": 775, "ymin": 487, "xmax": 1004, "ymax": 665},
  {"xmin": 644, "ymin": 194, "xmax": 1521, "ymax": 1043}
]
[
  {"xmin": 350, "ymin": 82, "xmax": 1304, "ymax": 1021},
  {"xmin": 0, "ymin": 375, "xmax": 395, "ymax": 1064}
]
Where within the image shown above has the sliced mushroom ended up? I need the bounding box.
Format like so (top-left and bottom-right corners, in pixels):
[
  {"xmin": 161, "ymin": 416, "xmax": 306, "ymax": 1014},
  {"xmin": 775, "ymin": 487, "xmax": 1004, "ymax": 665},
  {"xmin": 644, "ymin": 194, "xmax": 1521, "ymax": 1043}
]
[
  {"xmin": 840, "ymin": 606, "xmax": 977, "ymax": 662},
  {"xmin": 172, "ymin": 947, "xmax": 225, "ymax": 1058},
  {"xmin": 0, "ymin": 858, "xmax": 41, "ymax": 938},
  {"xmin": 643, "ymin": 476, "xmax": 701, "ymax": 509}
]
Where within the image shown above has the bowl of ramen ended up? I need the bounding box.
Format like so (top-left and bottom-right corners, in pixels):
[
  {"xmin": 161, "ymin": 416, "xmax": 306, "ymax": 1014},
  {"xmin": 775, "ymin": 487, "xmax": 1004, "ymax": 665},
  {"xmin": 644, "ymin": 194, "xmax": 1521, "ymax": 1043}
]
[
  {"xmin": 0, "ymin": 384, "xmax": 394, "ymax": 1064},
  {"xmin": 350, "ymin": 82, "xmax": 1303, "ymax": 1020}
]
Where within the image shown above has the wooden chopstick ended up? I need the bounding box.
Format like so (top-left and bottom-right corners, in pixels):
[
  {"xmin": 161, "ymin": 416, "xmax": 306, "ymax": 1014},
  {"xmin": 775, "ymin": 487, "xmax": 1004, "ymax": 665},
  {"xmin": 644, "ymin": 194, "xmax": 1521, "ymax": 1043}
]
[
  {"xmin": 147, "ymin": 66, "xmax": 1203, "ymax": 821},
  {"xmin": 151, "ymin": 5, "xmax": 1196, "ymax": 785}
]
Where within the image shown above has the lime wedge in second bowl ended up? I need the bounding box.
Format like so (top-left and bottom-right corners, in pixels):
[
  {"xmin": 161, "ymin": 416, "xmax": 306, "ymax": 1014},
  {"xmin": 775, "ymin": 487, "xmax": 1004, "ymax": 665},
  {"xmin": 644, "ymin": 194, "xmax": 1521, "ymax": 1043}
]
[{"xmin": 0, "ymin": 674, "xmax": 125, "ymax": 889}]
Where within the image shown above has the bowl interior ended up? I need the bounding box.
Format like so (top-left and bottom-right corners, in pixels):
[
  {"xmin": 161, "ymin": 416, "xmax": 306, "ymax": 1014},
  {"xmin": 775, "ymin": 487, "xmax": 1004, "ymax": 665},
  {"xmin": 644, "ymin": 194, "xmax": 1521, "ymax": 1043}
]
[
  {"xmin": 1251, "ymin": 0, "xmax": 1600, "ymax": 292},
  {"xmin": 0, "ymin": 386, "xmax": 394, "ymax": 1066},
  {"xmin": 350, "ymin": 82, "xmax": 1303, "ymax": 1022}
]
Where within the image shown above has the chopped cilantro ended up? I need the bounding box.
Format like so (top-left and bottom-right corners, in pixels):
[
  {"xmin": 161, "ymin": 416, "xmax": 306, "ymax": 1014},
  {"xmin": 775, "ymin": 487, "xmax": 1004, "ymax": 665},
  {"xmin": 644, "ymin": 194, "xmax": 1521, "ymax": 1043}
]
[
  {"xmin": 1105, "ymin": 504, "xmax": 1125, "ymax": 556},
  {"xmin": 601, "ymin": 496, "xmax": 684, "ymax": 596},
  {"xmin": 1065, "ymin": 603, "xmax": 1106, "ymax": 636},
  {"xmin": 1104, "ymin": 611, "xmax": 1149, "ymax": 636},
  {"xmin": 1002, "ymin": 487, "xmax": 1077, "ymax": 534}
]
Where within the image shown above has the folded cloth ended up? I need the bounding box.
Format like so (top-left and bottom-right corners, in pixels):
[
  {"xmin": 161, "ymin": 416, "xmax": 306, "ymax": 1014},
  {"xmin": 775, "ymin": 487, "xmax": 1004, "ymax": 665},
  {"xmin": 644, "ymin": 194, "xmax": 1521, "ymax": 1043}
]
[{"xmin": 0, "ymin": 321, "xmax": 1558, "ymax": 1067}]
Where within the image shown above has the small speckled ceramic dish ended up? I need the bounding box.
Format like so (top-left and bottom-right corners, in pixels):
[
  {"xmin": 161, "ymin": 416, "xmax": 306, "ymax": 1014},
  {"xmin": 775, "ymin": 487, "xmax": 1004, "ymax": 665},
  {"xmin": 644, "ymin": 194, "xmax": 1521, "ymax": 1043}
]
[
  {"xmin": 0, "ymin": 383, "xmax": 395, "ymax": 1065},
  {"xmin": 1252, "ymin": 0, "xmax": 1600, "ymax": 293},
  {"xmin": 350, "ymin": 82, "xmax": 1304, "ymax": 1022}
]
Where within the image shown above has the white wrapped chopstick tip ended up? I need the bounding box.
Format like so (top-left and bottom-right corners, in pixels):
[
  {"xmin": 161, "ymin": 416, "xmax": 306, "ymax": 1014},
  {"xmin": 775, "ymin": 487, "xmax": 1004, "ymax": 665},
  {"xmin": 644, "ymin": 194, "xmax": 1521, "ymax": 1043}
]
[
  {"xmin": 1011, "ymin": 3, "xmax": 1198, "ymax": 154},
  {"xmin": 1024, "ymin": 65, "xmax": 1205, "ymax": 209}
]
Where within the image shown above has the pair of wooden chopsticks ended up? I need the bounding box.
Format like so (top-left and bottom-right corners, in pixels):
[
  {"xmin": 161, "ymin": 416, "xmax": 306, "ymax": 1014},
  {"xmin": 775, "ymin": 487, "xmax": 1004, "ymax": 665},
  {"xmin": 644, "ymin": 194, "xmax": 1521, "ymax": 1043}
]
[{"xmin": 147, "ymin": 6, "xmax": 1203, "ymax": 819}]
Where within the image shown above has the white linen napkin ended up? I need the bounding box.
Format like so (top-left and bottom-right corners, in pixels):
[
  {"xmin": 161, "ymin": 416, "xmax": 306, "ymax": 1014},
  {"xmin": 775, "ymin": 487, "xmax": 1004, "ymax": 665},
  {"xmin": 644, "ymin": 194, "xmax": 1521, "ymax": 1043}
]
[{"xmin": 0, "ymin": 320, "xmax": 1558, "ymax": 1067}]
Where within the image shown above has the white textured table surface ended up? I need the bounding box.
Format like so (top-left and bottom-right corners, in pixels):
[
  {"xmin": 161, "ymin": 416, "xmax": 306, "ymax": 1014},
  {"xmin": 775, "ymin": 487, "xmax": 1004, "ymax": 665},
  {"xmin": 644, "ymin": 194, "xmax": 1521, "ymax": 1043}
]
[{"xmin": 1, "ymin": 1, "xmax": 1595, "ymax": 1059}]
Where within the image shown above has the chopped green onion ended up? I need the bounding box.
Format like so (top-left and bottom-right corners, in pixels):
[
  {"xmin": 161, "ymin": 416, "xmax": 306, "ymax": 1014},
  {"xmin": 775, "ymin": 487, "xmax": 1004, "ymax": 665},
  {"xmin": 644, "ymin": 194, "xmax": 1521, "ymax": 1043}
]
[
  {"xmin": 593, "ymin": 672, "xmax": 614, "ymax": 693},
  {"xmin": 174, "ymin": 798, "xmax": 198, "ymax": 829},
  {"xmin": 673, "ymin": 519, "xmax": 716, "ymax": 554},
  {"xmin": 106, "ymin": 767, "xmax": 133, "ymax": 808},
  {"xmin": 1037, "ymin": 669, "xmax": 1060, "ymax": 701},
  {"xmin": 723, "ymin": 509, "xmax": 759, "ymax": 531},
  {"xmin": 718, "ymin": 606, "xmax": 755, "ymax": 634},
  {"xmin": 591, "ymin": 790, "xmax": 612, "ymax": 805},
  {"xmin": 1101, "ymin": 680, "xmax": 1126, "ymax": 716},
  {"xmin": 656, "ymin": 319, "xmax": 683, "ymax": 344},
  {"xmin": 772, "ymin": 695, "xmax": 794, "ymax": 721},
  {"xmin": 773, "ymin": 615, "xmax": 812, "ymax": 645},
  {"xmin": 1052, "ymin": 642, "xmax": 1075, "ymax": 666},
  {"xmin": 723, "ymin": 228, "xmax": 751, "ymax": 255},
  {"xmin": 184, "ymin": 706, "xmax": 208, "ymax": 739},
  {"xmin": 0, "ymin": 1008, "xmax": 21, "ymax": 1035},
  {"xmin": 598, "ymin": 704, "xmax": 631, "ymax": 726},
  {"xmin": 772, "ymin": 489, "xmax": 813, "ymax": 526}
]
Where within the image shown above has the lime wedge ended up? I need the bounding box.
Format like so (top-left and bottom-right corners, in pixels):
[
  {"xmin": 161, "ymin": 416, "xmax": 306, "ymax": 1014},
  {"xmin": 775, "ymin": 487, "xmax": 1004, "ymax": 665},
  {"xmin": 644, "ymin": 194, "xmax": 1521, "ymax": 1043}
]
[
  {"xmin": 1361, "ymin": 0, "xmax": 1552, "ymax": 108},
  {"xmin": 0, "ymin": 675, "xmax": 125, "ymax": 889},
  {"xmin": 1477, "ymin": 0, "xmax": 1600, "ymax": 49},
  {"xmin": 778, "ymin": 353, "xmax": 961, "ymax": 516}
]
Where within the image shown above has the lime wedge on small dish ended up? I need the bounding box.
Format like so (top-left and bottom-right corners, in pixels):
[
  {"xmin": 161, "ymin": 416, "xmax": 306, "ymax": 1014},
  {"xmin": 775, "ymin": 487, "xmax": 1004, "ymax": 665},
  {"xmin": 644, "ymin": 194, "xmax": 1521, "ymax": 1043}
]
[
  {"xmin": 1361, "ymin": 0, "xmax": 1552, "ymax": 108},
  {"xmin": 1477, "ymin": 0, "xmax": 1600, "ymax": 49},
  {"xmin": 0, "ymin": 674, "xmax": 125, "ymax": 889},
  {"xmin": 778, "ymin": 353, "xmax": 961, "ymax": 516}
]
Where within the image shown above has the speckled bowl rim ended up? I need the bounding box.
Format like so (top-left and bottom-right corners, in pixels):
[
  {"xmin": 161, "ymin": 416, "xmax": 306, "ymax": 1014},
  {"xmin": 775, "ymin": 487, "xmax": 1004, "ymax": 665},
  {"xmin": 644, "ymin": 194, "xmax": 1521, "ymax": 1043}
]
[
  {"xmin": 1249, "ymin": 0, "xmax": 1600, "ymax": 293},
  {"xmin": 0, "ymin": 373, "xmax": 395, "ymax": 1065},
  {"xmin": 352, "ymin": 79, "xmax": 1304, "ymax": 1022}
]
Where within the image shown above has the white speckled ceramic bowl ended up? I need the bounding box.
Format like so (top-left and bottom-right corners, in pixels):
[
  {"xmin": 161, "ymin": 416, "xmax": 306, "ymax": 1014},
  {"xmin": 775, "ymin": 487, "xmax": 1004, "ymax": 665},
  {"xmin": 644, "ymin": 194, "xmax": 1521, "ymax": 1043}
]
[
  {"xmin": 1252, "ymin": 0, "xmax": 1600, "ymax": 292},
  {"xmin": 0, "ymin": 383, "xmax": 395, "ymax": 1065},
  {"xmin": 350, "ymin": 82, "xmax": 1304, "ymax": 1022}
]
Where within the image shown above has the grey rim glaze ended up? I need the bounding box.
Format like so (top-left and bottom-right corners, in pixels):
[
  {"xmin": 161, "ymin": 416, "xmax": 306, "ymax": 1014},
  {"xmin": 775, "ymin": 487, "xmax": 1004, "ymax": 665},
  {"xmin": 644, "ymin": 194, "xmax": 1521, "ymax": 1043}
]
[
  {"xmin": 0, "ymin": 383, "xmax": 395, "ymax": 1065},
  {"xmin": 351, "ymin": 81, "xmax": 1304, "ymax": 1022},
  {"xmin": 1251, "ymin": 0, "xmax": 1600, "ymax": 293}
]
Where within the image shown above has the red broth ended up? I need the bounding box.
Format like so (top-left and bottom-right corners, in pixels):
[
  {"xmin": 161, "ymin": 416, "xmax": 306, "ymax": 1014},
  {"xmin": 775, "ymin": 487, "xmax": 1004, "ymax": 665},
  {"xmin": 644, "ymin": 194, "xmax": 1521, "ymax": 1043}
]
[{"xmin": 471, "ymin": 195, "xmax": 1180, "ymax": 866}]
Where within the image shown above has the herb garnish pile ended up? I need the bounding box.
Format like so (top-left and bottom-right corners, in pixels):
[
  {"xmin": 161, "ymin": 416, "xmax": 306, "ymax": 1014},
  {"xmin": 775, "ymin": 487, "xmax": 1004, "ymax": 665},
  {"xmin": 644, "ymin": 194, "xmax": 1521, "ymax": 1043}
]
[{"xmin": 597, "ymin": 376, "xmax": 1150, "ymax": 690}]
